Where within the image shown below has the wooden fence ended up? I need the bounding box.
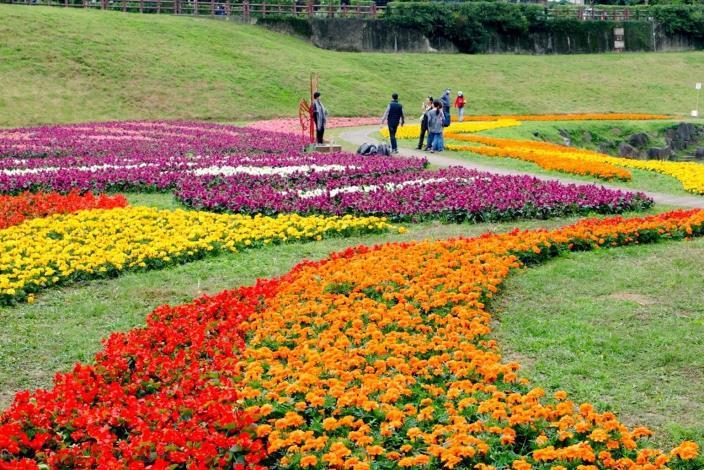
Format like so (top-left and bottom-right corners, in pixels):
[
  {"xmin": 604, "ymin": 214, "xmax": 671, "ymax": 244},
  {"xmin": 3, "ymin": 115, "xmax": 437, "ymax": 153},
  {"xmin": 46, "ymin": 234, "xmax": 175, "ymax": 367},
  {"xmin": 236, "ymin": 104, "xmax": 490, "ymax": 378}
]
[
  {"xmin": 0, "ymin": 0, "xmax": 383, "ymax": 18},
  {"xmin": 1, "ymin": 0, "xmax": 654, "ymax": 22},
  {"xmin": 548, "ymin": 7, "xmax": 650, "ymax": 22}
]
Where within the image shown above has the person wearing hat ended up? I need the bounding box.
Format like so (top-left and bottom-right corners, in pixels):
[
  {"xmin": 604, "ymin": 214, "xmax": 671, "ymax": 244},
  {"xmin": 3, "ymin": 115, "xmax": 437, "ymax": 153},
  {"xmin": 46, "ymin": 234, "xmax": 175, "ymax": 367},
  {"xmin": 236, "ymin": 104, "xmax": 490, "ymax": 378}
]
[
  {"xmin": 454, "ymin": 91, "xmax": 466, "ymax": 122},
  {"xmin": 311, "ymin": 91, "xmax": 327, "ymax": 144},
  {"xmin": 440, "ymin": 89, "xmax": 451, "ymax": 127}
]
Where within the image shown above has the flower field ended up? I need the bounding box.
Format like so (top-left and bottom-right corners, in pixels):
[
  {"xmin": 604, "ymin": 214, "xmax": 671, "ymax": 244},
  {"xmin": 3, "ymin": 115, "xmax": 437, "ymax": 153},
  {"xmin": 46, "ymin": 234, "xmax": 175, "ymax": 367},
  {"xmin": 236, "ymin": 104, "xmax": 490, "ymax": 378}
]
[
  {"xmin": 0, "ymin": 206, "xmax": 391, "ymax": 305},
  {"xmin": 445, "ymin": 135, "xmax": 633, "ymax": 182},
  {"xmin": 0, "ymin": 121, "xmax": 653, "ymax": 222},
  {"xmin": 446, "ymin": 134, "xmax": 704, "ymax": 193},
  {"xmin": 380, "ymin": 120, "xmax": 520, "ymax": 140},
  {"xmin": 1, "ymin": 209, "xmax": 702, "ymax": 468},
  {"xmin": 0, "ymin": 191, "xmax": 127, "ymax": 229},
  {"xmin": 178, "ymin": 167, "xmax": 652, "ymax": 222},
  {"xmin": 451, "ymin": 113, "xmax": 671, "ymax": 122},
  {"xmin": 247, "ymin": 117, "xmax": 380, "ymax": 135}
]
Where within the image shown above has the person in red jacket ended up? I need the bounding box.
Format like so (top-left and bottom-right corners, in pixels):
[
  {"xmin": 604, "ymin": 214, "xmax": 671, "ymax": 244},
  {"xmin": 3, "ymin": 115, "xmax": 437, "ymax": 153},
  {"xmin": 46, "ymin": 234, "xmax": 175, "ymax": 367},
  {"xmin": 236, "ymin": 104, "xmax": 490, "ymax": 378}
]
[{"xmin": 454, "ymin": 91, "xmax": 465, "ymax": 122}]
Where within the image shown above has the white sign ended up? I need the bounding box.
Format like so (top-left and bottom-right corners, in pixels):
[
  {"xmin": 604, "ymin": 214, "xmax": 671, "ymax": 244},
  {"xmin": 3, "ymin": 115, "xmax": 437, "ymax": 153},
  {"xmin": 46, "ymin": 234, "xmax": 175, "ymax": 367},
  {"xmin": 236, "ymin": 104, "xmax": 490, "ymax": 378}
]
[
  {"xmin": 696, "ymin": 82, "xmax": 702, "ymax": 90},
  {"xmin": 692, "ymin": 110, "xmax": 699, "ymax": 117}
]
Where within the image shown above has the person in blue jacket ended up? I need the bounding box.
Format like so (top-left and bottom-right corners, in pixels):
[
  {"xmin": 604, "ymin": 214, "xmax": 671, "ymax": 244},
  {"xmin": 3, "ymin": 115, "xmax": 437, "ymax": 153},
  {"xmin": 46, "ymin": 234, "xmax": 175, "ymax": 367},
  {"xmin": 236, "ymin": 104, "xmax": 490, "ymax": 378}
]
[
  {"xmin": 380, "ymin": 93, "xmax": 405, "ymax": 154},
  {"xmin": 440, "ymin": 88, "xmax": 451, "ymax": 127}
]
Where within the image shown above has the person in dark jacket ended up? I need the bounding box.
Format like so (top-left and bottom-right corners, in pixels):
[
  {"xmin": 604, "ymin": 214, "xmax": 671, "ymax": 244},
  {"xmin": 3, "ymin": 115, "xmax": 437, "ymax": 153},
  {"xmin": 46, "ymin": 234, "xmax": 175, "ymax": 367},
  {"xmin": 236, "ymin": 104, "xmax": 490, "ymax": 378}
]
[
  {"xmin": 311, "ymin": 91, "xmax": 327, "ymax": 144},
  {"xmin": 381, "ymin": 93, "xmax": 405, "ymax": 154},
  {"xmin": 440, "ymin": 89, "xmax": 451, "ymax": 127}
]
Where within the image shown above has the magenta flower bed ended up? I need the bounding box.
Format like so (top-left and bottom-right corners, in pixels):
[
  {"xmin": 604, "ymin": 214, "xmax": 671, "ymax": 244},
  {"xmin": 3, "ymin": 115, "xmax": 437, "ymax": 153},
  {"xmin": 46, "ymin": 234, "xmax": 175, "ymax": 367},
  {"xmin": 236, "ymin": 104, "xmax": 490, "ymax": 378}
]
[
  {"xmin": 0, "ymin": 121, "xmax": 653, "ymax": 222},
  {"xmin": 177, "ymin": 167, "xmax": 653, "ymax": 222},
  {"xmin": 0, "ymin": 121, "xmax": 425, "ymax": 193}
]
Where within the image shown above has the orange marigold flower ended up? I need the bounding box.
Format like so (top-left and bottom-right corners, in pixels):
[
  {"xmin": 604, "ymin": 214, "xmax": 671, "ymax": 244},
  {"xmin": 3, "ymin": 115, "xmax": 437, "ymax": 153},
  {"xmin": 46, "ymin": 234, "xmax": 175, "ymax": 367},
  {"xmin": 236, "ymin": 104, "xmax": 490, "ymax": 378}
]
[{"xmin": 671, "ymin": 441, "xmax": 699, "ymax": 460}]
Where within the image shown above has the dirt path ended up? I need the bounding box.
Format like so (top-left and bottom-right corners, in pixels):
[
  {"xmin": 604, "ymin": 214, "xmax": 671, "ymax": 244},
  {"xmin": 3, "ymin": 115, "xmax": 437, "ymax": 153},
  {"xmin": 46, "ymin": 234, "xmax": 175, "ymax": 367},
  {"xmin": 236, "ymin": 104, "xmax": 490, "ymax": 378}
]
[{"xmin": 338, "ymin": 126, "xmax": 704, "ymax": 209}]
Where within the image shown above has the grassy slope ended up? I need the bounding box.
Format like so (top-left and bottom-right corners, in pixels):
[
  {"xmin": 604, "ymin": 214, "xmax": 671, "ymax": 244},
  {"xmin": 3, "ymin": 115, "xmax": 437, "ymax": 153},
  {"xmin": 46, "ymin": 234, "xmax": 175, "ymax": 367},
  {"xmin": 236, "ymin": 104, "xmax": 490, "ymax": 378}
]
[
  {"xmin": 3, "ymin": 5, "xmax": 704, "ymax": 126},
  {"xmin": 495, "ymin": 238, "xmax": 704, "ymax": 448}
]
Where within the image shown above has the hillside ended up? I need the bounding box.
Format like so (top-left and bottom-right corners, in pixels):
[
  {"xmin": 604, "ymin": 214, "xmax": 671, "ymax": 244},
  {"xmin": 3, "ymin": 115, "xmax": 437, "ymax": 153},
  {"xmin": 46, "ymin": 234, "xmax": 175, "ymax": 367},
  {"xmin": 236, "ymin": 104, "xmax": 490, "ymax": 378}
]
[{"xmin": 2, "ymin": 5, "xmax": 704, "ymax": 126}]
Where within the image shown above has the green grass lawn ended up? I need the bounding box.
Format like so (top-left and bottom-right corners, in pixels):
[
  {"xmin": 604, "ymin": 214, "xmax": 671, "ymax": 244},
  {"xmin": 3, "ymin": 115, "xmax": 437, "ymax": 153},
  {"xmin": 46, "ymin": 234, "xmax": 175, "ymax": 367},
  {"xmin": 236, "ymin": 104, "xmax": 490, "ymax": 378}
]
[
  {"xmin": 3, "ymin": 5, "xmax": 704, "ymax": 127},
  {"xmin": 494, "ymin": 238, "xmax": 704, "ymax": 449}
]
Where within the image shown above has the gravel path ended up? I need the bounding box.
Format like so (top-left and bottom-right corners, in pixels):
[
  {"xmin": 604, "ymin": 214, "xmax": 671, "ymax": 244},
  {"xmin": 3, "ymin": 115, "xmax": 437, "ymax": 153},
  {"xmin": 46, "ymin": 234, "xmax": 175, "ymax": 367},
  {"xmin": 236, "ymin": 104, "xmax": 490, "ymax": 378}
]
[{"xmin": 338, "ymin": 126, "xmax": 704, "ymax": 209}]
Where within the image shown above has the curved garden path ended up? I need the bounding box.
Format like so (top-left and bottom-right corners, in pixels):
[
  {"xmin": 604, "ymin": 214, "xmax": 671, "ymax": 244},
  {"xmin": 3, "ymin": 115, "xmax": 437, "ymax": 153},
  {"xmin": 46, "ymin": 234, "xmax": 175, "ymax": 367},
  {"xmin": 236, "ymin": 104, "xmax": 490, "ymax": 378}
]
[{"xmin": 339, "ymin": 126, "xmax": 704, "ymax": 209}]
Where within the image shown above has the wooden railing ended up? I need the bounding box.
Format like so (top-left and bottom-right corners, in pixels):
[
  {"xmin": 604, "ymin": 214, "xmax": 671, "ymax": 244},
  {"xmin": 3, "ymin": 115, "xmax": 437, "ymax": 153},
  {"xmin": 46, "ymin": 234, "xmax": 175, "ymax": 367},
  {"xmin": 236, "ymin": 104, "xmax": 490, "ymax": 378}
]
[
  {"xmin": 548, "ymin": 6, "xmax": 650, "ymax": 22},
  {"xmin": 0, "ymin": 0, "xmax": 384, "ymax": 18},
  {"xmin": 0, "ymin": 0, "xmax": 654, "ymax": 22}
]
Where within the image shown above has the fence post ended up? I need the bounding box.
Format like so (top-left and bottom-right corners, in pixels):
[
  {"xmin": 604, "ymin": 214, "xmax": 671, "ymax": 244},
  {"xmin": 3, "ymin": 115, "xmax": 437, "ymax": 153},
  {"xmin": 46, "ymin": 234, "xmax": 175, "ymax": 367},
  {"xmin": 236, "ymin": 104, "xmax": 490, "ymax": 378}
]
[
  {"xmin": 371, "ymin": 3, "xmax": 376, "ymax": 18},
  {"xmin": 210, "ymin": 0, "xmax": 213, "ymax": 15},
  {"xmin": 307, "ymin": 0, "xmax": 312, "ymax": 17},
  {"xmin": 139, "ymin": 0, "xmax": 143, "ymax": 12},
  {"xmin": 243, "ymin": 0, "xmax": 249, "ymax": 20},
  {"xmin": 122, "ymin": 0, "xmax": 126, "ymax": 11},
  {"xmin": 194, "ymin": 0, "xmax": 198, "ymax": 15}
]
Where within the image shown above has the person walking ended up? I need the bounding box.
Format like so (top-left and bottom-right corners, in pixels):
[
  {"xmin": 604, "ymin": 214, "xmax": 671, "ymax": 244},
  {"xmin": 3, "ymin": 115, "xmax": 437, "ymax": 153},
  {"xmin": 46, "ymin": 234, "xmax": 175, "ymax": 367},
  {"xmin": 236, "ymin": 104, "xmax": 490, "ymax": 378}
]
[
  {"xmin": 426, "ymin": 100, "xmax": 445, "ymax": 153},
  {"xmin": 418, "ymin": 95, "xmax": 433, "ymax": 150},
  {"xmin": 454, "ymin": 91, "xmax": 465, "ymax": 122},
  {"xmin": 380, "ymin": 93, "xmax": 405, "ymax": 154},
  {"xmin": 311, "ymin": 91, "xmax": 327, "ymax": 144},
  {"xmin": 440, "ymin": 88, "xmax": 451, "ymax": 127}
]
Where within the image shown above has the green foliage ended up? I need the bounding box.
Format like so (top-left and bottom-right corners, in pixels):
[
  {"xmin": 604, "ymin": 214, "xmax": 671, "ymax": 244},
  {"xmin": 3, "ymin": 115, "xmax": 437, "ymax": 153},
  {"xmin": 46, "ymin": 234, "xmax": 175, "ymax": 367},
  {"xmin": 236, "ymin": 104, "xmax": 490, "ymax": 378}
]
[
  {"xmin": 385, "ymin": 2, "xmax": 704, "ymax": 51},
  {"xmin": 652, "ymin": 4, "xmax": 704, "ymax": 38},
  {"xmin": 385, "ymin": 2, "xmax": 543, "ymax": 52}
]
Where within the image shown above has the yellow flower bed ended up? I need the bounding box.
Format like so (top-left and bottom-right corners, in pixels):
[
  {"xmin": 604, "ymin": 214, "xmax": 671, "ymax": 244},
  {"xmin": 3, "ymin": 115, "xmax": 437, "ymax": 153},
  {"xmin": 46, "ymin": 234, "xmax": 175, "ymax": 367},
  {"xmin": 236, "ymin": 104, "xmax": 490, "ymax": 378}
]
[
  {"xmin": 0, "ymin": 207, "xmax": 392, "ymax": 303},
  {"xmin": 606, "ymin": 157, "xmax": 704, "ymax": 194},
  {"xmin": 446, "ymin": 133, "xmax": 704, "ymax": 193},
  {"xmin": 380, "ymin": 119, "xmax": 520, "ymax": 139},
  {"xmin": 452, "ymin": 113, "xmax": 671, "ymax": 122}
]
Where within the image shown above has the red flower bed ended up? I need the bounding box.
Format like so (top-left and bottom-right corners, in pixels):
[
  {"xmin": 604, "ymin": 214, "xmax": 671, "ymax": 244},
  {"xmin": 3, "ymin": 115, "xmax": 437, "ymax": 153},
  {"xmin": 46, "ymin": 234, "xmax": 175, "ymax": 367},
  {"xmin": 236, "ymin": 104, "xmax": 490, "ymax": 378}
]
[
  {"xmin": 0, "ymin": 282, "xmax": 277, "ymax": 469},
  {"xmin": 0, "ymin": 191, "xmax": 128, "ymax": 229}
]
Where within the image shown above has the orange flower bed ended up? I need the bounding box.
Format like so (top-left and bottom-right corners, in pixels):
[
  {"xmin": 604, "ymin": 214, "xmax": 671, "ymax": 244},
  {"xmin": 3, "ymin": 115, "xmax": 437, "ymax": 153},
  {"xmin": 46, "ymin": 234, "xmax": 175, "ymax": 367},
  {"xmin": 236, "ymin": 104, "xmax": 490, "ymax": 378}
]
[
  {"xmin": 453, "ymin": 113, "xmax": 671, "ymax": 122},
  {"xmin": 238, "ymin": 209, "xmax": 704, "ymax": 469},
  {"xmin": 446, "ymin": 133, "xmax": 633, "ymax": 181}
]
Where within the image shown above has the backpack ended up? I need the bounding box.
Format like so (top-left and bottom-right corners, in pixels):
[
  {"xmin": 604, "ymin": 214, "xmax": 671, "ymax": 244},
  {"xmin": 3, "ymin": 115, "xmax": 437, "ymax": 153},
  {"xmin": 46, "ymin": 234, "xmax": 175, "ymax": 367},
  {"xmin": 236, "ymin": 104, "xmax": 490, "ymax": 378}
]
[
  {"xmin": 375, "ymin": 143, "xmax": 391, "ymax": 156},
  {"xmin": 357, "ymin": 143, "xmax": 377, "ymax": 156},
  {"xmin": 442, "ymin": 113, "xmax": 451, "ymax": 127}
]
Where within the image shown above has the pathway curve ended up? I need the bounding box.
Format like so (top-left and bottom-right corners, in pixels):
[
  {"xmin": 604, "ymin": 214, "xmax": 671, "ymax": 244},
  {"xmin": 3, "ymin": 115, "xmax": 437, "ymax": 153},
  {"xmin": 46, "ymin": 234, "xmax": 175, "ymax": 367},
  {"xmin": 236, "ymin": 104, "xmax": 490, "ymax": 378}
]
[{"xmin": 339, "ymin": 126, "xmax": 704, "ymax": 209}]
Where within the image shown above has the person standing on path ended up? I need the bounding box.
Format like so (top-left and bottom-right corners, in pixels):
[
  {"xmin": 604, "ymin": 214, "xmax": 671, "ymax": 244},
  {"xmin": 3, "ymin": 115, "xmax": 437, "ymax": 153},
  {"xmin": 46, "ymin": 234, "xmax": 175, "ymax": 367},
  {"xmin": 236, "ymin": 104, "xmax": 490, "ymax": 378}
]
[
  {"xmin": 311, "ymin": 91, "xmax": 327, "ymax": 144},
  {"xmin": 426, "ymin": 100, "xmax": 445, "ymax": 153},
  {"xmin": 440, "ymin": 89, "xmax": 451, "ymax": 127},
  {"xmin": 418, "ymin": 95, "xmax": 433, "ymax": 150},
  {"xmin": 380, "ymin": 93, "xmax": 405, "ymax": 154},
  {"xmin": 454, "ymin": 91, "xmax": 465, "ymax": 122}
]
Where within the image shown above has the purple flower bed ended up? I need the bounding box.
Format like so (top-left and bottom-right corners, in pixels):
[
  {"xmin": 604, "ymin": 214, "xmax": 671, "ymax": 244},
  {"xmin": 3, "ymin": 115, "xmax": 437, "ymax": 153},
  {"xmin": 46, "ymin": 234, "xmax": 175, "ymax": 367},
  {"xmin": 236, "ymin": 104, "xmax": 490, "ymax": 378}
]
[
  {"xmin": 0, "ymin": 121, "xmax": 426, "ymax": 193},
  {"xmin": 0, "ymin": 121, "xmax": 653, "ymax": 222},
  {"xmin": 177, "ymin": 167, "xmax": 653, "ymax": 222}
]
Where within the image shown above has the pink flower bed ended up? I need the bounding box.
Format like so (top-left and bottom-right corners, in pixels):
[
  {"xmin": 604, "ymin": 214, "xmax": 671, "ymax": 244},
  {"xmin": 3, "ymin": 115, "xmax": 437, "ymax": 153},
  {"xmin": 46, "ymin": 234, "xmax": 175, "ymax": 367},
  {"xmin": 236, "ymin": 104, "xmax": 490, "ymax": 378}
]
[{"xmin": 246, "ymin": 117, "xmax": 378, "ymax": 135}]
